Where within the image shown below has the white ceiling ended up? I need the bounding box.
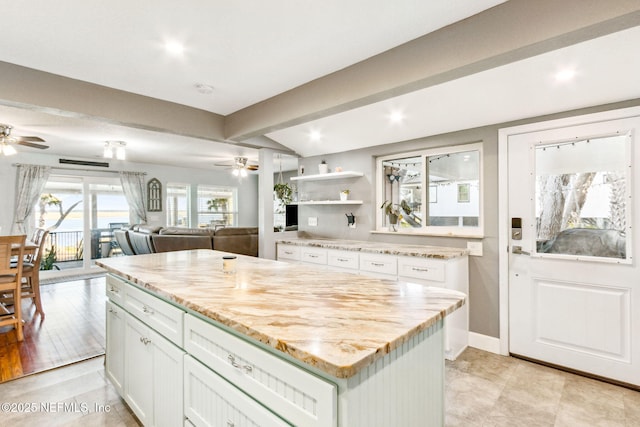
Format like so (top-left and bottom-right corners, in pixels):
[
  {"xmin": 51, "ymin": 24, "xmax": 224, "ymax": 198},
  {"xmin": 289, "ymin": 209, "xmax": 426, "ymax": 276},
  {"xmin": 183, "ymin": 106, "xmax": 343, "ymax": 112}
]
[{"xmin": 1, "ymin": 1, "xmax": 639, "ymax": 169}]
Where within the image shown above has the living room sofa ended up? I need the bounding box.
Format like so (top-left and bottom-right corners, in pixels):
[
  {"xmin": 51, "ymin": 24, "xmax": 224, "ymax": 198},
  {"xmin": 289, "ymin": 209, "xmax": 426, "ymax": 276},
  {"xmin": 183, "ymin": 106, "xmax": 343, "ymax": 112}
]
[{"xmin": 113, "ymin": 225, "xmax": 258, "ymax": 257}]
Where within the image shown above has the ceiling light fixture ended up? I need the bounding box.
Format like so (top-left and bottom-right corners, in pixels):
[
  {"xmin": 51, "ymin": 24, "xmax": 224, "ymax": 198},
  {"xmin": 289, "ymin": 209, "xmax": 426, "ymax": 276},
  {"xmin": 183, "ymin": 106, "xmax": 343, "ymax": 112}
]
[
  {"xmin": 195, "ymin": 83, "xmax": 214, "ymax": 95},
  {"xmin": 555, "ymin": 68, "xmax": 576, "ymax": 82},
  {"xmin": 231, "ymin": 157, "xmax": 249, "ymax": 177},
  {"xmin": 0, "ymin": 140, "xmax": 17, "ymax": 156},
  {"xmin": 309, "ymin": 130, "xmax": 322, "ymax": 142},
  {"xmin": 389, "ymin": 110, "xmax": 405, "ymax": 123},
  {"xmin": 104, "ymin": 141, "xmax": 127, "ymax": 160},
  {"xmin": 164, "ymin": 40, "xmax": 185, "ymax": 56}
]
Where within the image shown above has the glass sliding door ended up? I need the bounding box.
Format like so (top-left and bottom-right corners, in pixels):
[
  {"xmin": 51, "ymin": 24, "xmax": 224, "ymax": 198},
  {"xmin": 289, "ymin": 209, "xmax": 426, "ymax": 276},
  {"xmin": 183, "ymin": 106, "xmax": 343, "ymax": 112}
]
[{"xmin": 36, "ymin": 174, "xmax": 130, "ymax": 276}]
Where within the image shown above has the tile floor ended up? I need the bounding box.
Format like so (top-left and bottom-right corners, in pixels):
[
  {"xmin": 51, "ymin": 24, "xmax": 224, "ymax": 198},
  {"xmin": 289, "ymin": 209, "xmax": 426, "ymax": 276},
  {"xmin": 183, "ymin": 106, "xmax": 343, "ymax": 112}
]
[
  {"xmin": 1, "ymin": 348, "xmax": 638, "ymax": 426},
  {"xmin": 445, "ymin": 347, "xmax": 640, "ymax": 426}
]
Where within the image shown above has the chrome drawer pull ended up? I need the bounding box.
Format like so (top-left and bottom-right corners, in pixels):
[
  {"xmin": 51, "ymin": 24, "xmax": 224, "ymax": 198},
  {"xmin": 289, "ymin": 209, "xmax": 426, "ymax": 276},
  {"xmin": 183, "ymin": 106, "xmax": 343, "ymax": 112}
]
[
  {"xmin": 227, "ymin": 354, "xmax": 253, "ymax": 374},
  {"xmin": 142, "ymin": 305, "xmax": 154, "ymax": 315},
  {"xmin": 139, "ymin": 337, "xmax": 151, "ymax": 345},
  {"xmin": 412, "ymin": 267, "xmax": 430, "ymax": 272},
  {"xmin": 109, "ymin": 286, "xmax": 119, "ymax": 294},
  {"xmin": 371, "ymin": 262, "xmax": 384, "ymax": 267},
  {"xmin": 284, "ymin": 251, "xmax": 293, "ymax": 255},
  {"xmin": 337, "ymin": 258, "xmax": 349, "ymax": 262},
  {"xmin": 227, "ymin": 421, "xmax": 235, "ymax": 427},
  {"xmin": 308, "ymin": 254, "xmax": 319, "ymax": 258},
  {"xmin": 108, "ymin": 307, "xmax": 116, "ymax": 314}
]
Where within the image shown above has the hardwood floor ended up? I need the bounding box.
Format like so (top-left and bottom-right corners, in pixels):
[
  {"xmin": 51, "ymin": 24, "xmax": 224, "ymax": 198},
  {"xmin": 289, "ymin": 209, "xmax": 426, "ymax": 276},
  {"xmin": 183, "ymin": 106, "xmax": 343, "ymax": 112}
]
[{"xmin": 0, "ymin": 277, "xmax": 106, "ymax": 383}]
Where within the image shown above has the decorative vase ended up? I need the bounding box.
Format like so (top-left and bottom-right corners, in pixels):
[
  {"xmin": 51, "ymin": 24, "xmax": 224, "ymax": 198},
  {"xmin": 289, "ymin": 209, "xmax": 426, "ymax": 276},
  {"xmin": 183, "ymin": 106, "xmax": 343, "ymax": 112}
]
[
  {"xmin": 388, "ymin": 214, "xmax": 399, "ymax": 232},
  {"xmin": 340, "ymin": 192, "xmax": 348, "ymax": 201},
  {"xmin": 318, "ymin": 163, "xmax": 329, "ymax": 174}
]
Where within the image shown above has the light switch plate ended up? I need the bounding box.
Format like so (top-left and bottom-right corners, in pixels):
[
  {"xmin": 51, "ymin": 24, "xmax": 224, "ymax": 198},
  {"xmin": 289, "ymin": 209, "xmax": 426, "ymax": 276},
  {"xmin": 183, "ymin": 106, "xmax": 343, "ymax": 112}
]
[
  {"xmin": 467, "ymin": 241, "xmax": 483, "ymax": 256},
  {"xmin": 308, "ymin": 217, "xmax": 318, "ymax": 226}
]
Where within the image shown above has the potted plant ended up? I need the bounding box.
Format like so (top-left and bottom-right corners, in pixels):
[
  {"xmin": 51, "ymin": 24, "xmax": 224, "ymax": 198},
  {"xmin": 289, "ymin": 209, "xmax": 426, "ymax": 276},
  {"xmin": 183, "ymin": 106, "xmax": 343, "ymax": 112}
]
[
  {"xmin": 380, "ymin": 200, "xmax": 403, "ymax": 231},
  {"xmin": 340, "ymin": 189, "xmax": 350, "ymax": 201},
  {"xmin": 318, "ymin": 160, "xmax": 329, "ymax": 174},
  {"xmin": 273, "ymin": 182, "xmax": 293, "ymax": 206}
]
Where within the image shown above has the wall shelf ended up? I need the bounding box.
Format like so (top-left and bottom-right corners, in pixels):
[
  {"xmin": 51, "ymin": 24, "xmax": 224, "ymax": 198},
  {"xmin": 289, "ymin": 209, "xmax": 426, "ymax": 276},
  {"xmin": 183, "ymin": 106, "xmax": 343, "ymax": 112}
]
[
  {"xmin": 294, "ymin": 200, "xmax": 363, "ymax": 205},
  {"xmin": 290, "ymin": 171, "xmax": 363, "ymax": 181}
]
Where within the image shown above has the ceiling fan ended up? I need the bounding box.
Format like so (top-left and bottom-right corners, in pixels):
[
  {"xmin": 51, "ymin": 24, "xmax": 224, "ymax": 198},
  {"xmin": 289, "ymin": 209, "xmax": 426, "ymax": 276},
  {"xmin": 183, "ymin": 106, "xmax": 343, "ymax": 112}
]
[
  {"xmin": 215, "ymin": 156, "xmax": 259, "ymax": 177},
  {"xmin": 0, "ymin": 124, "xmax": 49, "ymax": 155}
]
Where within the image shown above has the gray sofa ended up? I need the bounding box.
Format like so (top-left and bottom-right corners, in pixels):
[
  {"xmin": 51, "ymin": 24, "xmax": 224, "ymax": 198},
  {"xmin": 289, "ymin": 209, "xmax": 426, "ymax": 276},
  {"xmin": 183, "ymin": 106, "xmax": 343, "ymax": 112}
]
[{"xmin": 114, "ymin": 225, "xmax": 258, "ymax": 257}]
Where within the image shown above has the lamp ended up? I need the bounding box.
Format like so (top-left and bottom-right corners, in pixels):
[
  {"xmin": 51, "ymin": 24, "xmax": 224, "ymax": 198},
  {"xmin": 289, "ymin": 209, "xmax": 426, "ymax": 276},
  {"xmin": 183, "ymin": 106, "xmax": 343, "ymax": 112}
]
[
  {"xmin": 231, "ymin": 157, "xmax": 249, "ymax": 177},
  {"xmin": 104, "ymin": 141, "xmax": 127, "ymax": 160}
]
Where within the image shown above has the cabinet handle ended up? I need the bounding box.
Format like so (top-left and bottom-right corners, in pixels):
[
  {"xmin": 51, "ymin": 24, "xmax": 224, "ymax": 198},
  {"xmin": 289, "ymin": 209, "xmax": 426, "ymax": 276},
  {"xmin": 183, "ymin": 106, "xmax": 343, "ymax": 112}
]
[
  {"xmin": 337, "ymin": 258, "xmax": 349, "ymax": 262},
  {"xmin": 109, "ymin": 286, "xmax": 119, "ymax": 294},
  {"xmin": 227, "ymin": 421, "xmax": 235, "ymax": 427},
  {"xmin": 227, "ymin": 354, "xmax": 253, "ymax": 374},
  {"xmin": 308, "ymin": 254, "xmax": 319, "ymax": 258},
  {"xmin": 139, "ymin": 337, "xmax": 151, "ymax": 345},
  {"xmin": 284, "ymin": 251, "xmax": 293, "ymax": 255},
  {"xmin": 412, "ymin": 267, "xmax": 430, "ymax": 272},
  {"xmin": 108, "ymin": 307, "xmax": 116, "ymax": 314},
  {"xmin": 371, "ymin": 262, "xmax": 384, "ymax": 267},
  {"xmin": 142, "ymin": 305, "xmax": 154, "ymax": 315}
]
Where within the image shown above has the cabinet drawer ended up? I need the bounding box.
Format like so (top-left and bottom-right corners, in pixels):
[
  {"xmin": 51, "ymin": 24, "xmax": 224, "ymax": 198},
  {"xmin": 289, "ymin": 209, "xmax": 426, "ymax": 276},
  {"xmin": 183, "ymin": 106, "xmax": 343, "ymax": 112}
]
[
  {"xmin": 184, "ymin": 314, "xmax": 336, "ymax": 427},
  {"xmin": 300, "ymin": 247, "xmax": 327, "ymax": 265},
  {"xmin": 185, "ymin": 356, "xmax": 290, "ymax": 427},
  {"xmin": 359, "ymin": 253, "xmax": 397, "ymax": 276},
  {"xmin": 124, "ymin": 284, "xmax": 184, "ymax": 347},
  {"xmin": 327, "ymin": 250, "xmax": 359, "ymax": 271},
  {"xmin": 106, "ymin": 274, "xmax": 125, "ymax": 306},
  {"xmin": 277, "ymin": 244, "xmax": 301, "ymax": 261},
  {"xmin": 397, "ymin": 256, "xmax": 446, "ymax": 283}
]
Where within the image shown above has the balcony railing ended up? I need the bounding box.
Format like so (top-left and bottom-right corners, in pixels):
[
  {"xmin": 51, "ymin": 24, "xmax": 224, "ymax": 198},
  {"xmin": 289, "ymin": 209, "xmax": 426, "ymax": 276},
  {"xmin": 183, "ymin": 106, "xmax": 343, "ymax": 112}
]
[{"xmin": 44, "ymin": 229, "xmax": 122, "ymax": 269}]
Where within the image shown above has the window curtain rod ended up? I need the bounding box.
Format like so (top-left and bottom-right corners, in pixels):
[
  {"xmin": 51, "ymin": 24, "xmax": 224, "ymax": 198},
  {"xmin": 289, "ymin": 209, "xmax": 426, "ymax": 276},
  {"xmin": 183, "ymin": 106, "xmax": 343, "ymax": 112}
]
[{"xmin": 12, "ymin": 163, "xmax": 147, "ymax": 175}]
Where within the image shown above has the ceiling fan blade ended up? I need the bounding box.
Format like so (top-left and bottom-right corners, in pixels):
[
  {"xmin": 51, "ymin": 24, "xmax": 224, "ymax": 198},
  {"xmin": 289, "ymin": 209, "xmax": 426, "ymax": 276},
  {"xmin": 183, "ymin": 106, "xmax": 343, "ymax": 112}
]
[
  {"xmin": 17, "ymin": 136, "xmax": 46, "ymax": 143},
  {"xmin": 246, "ymin": 165, "xmax": 259, "ymax": 171},
  {"xmin": 17, "ymin": 140, "xmax": 49, "ymax": 149}
]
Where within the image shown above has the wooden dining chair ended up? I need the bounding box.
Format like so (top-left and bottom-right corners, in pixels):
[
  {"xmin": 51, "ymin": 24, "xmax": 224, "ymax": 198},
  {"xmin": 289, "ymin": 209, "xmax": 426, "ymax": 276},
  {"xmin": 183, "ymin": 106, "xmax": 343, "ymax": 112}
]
[
  {"xmin": 20, "ymin": 228, "xmax": 50, "ymax": 318},
  {"xmin": 0, "ymin": 235, "xmax": 26, "ymax": 341}
]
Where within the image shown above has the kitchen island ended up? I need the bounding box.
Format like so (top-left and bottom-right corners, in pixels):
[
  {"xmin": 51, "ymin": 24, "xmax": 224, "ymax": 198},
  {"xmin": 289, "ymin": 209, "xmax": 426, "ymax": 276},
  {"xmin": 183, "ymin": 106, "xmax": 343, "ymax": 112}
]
[{"xmin": 98, "ymin": 249, "xmax": 465, "ymax": 426}]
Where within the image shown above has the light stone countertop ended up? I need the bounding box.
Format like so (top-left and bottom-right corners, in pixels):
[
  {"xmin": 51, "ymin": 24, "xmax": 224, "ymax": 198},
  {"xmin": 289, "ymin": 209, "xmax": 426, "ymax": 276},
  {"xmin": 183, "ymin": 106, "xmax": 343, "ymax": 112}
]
[
  {"xmin": 276, "ymin": 237, "xmax": 469, "ymax": 259},
  {"xmin": 97, "ymin": 250, "xmax": 465, "ymax": 378}
]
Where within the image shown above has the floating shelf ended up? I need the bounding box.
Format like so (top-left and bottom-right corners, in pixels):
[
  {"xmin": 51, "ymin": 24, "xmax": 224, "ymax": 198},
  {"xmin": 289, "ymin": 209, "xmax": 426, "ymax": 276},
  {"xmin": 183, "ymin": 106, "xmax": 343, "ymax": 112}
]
[
  {"xmin": 294, "ymin": 200, "xmax": 363, "ymax": 205},
  {"xmin": 290, "ymin": 171, "xmax": 363, "ymax": 181}
]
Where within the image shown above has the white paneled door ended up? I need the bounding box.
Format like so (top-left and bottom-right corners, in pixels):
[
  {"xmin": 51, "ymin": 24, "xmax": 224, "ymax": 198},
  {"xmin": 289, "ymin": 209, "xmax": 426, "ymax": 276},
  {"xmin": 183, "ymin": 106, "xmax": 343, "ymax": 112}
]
[{"xmin": 504, "ymin": 110, "xmax": 639, "ymax": 386}]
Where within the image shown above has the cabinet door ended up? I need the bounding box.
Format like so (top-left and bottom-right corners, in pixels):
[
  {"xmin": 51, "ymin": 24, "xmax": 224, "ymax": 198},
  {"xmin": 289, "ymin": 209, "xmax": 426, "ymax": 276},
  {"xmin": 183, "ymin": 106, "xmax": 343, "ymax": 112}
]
[
  {"xmin": 184, "ymin": 355, "xmax": 291, "ymax": 427},
  {"xmin": 105, "ymin": 300, "xmax": 125, "ymax": 396},
  {"xmin": 152, "ymin": 328, "xmax": 185, "ymax": 427},
  {"xmin": 125, "ymin": 313, "xmax": 154, "ymax": 426}
]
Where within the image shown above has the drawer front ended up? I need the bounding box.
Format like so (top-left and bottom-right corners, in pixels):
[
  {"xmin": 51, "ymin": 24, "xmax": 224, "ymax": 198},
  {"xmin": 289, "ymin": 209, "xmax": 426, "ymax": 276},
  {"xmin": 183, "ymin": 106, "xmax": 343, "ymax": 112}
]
[
  {"xmin": 277, "ymin": 244, "xmax": 301, "ymax": 261},
  {"xmin": 106, "ymin": 274, "xmax": 125, "ymax": 306},
  {"xmin": 327, "ymin": 250, "xmax": 359, "ymax": 270},
  {"xmin": 359, "ymin": 253, "xmax": 397, "ymax": 276},
  {"xmin": 300, "ymin": 247, "xmax": 327, "ymax": 265},
  {"xmin": 185, "ymin": 356, "xmax": 290, "ymax": 427},
  {"xmin": 124, "ymin": 284, "xmax": 184, "ymax": 347},
  {"xmin": 184, "ymin": 314, "xmax": 336, "ymax": 427},
  {"xmin": 397, "ymin": 256, "xmax": 446, "ymax": 283}
]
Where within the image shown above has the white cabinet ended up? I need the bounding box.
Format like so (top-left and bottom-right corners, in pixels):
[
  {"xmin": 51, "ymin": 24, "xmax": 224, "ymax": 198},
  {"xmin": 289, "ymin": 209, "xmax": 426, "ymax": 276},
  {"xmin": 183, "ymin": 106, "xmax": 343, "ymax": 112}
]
[
  {"xmin": 327, "ymin": 250, "xmax": 359, "ymax": 272},
  {"xmin": 300, "ymin": 246, "xmax": 328, "ymax": 266},
  {"xmin": 276, "ymin": 244, "xmax": 301, "ymax": 262},
  {"xmin": 184, "ymin": 314, "xmax": 336, "ymax": 427},
  {"xmin": 359, "ymin": 252, "xmax": 398, "ymax": 280},
  {"xmin": 185, "ymin": 356, "xmax": 291, "ymax": 427},
  {"xmin": 105, "ymin": 274, "xmax": 185, "ymax": 427},
  {"xmin": 105, "ymin": 300, "xmax": 125, "ymax": 396},
  {"xmin": 125, "ymin": 313, "xmax": 185, "ymax": 427}
]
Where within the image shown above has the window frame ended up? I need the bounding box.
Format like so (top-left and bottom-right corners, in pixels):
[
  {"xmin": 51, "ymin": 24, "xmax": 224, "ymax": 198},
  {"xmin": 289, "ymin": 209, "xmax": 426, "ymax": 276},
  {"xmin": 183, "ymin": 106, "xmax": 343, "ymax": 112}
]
[{"xmin": 375, "ymin": 142, "xmax": 484, "ymax": 237}]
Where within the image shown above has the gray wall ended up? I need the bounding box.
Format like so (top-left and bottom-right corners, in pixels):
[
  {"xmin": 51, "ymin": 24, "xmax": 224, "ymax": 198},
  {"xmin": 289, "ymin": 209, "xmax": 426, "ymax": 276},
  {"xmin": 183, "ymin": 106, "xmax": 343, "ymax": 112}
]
[
  {"xmin": 0, "ymin": 151, "xmax": 259, "ymax": 234},
  {"xmin": 295, "ymin": 98, "xmax": 640, "ymax": 339}
]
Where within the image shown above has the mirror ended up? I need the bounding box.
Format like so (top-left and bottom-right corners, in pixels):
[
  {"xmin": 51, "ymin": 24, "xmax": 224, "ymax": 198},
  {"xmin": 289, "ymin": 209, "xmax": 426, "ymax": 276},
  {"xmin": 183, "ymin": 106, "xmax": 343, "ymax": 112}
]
[{"xmin": 377, "ymin": 143, "xmax": 482, "ymax": 236}]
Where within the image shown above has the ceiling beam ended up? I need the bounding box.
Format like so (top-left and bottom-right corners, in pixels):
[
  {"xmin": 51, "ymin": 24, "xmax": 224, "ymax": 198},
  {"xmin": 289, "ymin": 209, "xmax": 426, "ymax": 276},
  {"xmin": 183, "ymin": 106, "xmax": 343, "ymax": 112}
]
[{"xmin": 224, "ymin": 0, "xmax": 640, "ymax": 142}]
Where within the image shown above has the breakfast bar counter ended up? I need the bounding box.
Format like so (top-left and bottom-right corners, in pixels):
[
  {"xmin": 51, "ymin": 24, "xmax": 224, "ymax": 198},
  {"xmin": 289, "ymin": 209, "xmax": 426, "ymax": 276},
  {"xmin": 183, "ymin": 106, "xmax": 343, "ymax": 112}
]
[{"xmin": 98, "ymin": 249, "xmax": 465, "ymax": 426}]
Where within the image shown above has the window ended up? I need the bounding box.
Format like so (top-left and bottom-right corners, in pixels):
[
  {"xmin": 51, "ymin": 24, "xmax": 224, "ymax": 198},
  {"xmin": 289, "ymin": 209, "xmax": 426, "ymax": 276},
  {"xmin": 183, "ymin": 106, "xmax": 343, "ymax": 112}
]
[
  {"xmin": 166, "ymin": 183, "xmax": 190, "ymax": 227},
  {"xmin": 534, "ymin": 134, "xmax": 631, "ymax": 261},
  {"xmin": 197, "ymin": 185, "xmax": 238, "ymax": 228},
  {"xmin": 376, "ymin": 142, "xmax": 483, "ymax": 236}
]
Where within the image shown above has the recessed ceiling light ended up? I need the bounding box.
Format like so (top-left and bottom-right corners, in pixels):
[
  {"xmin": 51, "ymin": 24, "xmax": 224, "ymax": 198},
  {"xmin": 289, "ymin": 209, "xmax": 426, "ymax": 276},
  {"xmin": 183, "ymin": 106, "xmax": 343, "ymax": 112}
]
[
  {"xmin": 389, "ymin": 110, "xmax": 405, "ymax": 123},
  {"xmin": 555, "ymin": 68, "xmax": 576, "ymax": 82},
  {"xmin": 309, "ymin": 130, "xmax": 322, "ymax": 142},
  {"xmin": 164, "ymin": 41, "xmax": 185, "ymax": 56}
]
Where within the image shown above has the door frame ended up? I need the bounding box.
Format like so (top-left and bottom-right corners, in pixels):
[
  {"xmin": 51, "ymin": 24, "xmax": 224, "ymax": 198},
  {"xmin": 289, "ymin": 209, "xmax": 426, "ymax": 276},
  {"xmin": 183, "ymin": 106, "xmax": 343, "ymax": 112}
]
[{"xmin": 497, "ymin": 105, "xmax": 640, "ymax": 356}]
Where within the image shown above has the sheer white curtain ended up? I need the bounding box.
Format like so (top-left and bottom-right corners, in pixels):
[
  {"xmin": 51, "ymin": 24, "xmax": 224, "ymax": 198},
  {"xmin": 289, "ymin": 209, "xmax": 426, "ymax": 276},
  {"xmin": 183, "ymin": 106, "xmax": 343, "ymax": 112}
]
[
  {"xmin": 12, "ymin": 164, "xmax": 51, "ymax": 235},
  {"xmin": 119, "ymin": 171, "xmax": 147, "ymax": 224}
]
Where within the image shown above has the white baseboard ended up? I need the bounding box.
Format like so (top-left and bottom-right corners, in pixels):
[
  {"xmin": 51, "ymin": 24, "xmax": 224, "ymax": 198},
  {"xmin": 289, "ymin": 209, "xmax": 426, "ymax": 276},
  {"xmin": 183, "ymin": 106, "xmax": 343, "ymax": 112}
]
[{"xmin": 468, "ymin": 332, "xmax": 501, "ymax": 354}]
